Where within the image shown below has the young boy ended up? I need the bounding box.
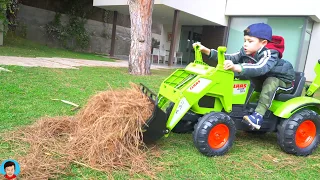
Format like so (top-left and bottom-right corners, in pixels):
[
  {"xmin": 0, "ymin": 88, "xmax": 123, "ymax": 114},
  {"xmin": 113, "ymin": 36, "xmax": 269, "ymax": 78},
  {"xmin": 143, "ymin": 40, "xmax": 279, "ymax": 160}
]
[
  {"xmin": 3, "ymin": 161, "xmax": 16, "ymax": 180},
  {"xmin": 193, "ymin": 23, "xmax": 295, "ymax": 130}
]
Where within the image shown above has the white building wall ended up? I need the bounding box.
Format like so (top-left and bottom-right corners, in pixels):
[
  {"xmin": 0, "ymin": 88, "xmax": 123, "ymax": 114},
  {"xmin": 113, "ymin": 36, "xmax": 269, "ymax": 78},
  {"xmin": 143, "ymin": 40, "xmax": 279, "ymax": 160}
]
[
  {"xmin": 304, "ymin": 23, "xmax": 320, "ymax": 82},
  {"xmin": 160, "ymin": 24, "xmax": 181, "ymax": 52},
  {"xmin": 93, "ymin": 0, "xmax": 127, "ymax": 6},
  {"xmin": 158, "ymin": 0, "xmax": 228, "ymax": 26},
  {"xmin": 226, "ymin": 0, "xmax": 320, "ymax": 22},
  {"xmin": 152, "ymin": 23, "xmax": 181, "ymax": 60}
]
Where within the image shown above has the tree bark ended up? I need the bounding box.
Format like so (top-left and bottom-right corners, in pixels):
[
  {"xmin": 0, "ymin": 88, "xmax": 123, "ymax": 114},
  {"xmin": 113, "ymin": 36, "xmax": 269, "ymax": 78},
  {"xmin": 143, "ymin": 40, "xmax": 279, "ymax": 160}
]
[{"xmin": 128, "ymin": 0, "xmax": 154, "ymax": 75}]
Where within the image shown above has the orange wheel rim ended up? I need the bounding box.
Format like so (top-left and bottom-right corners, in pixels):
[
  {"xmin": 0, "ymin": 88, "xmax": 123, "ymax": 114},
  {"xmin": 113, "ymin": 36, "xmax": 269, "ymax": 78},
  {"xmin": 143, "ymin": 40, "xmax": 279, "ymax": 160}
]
[
  {"xmin": 208, "ymin": 124, "xmax": 229, "ymax": 149},
  {"xmin": 295, "ymin": 120, "xmax": 316, "ymax": 148}
]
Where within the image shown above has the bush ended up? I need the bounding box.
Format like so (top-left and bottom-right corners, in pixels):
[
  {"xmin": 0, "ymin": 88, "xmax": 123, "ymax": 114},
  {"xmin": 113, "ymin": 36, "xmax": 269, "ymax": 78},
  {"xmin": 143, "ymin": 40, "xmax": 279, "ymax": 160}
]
[{"xmin": 45, "ymin": 12, "xmax": 90, "ymax": 50}]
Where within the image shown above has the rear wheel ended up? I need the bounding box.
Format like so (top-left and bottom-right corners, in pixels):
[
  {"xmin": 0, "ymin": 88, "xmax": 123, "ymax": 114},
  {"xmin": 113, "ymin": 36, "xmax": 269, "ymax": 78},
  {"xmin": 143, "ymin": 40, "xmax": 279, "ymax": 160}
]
[
  {"xmin": 277, "ymin": 109, "xmax": 320, "ymax": 156},
  {"xmin": 193, "ymin": 112, "xmax": 236, "ymax": 156}
]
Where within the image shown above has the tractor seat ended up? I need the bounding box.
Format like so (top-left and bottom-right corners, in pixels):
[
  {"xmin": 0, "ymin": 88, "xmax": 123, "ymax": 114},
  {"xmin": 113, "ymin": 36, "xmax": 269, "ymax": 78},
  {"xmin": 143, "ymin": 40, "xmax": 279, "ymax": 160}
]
[{"xmin": 274, "ymin": 72, "xmax": 306, "ymax": 101}]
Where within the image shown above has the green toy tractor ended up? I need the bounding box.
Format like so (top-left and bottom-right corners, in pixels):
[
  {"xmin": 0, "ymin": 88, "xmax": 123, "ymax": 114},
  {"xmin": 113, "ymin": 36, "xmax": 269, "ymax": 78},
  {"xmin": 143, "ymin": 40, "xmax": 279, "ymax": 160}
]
[{"xmin": 141, "ymin": 45, "xmax": 320, "ymax": 156}]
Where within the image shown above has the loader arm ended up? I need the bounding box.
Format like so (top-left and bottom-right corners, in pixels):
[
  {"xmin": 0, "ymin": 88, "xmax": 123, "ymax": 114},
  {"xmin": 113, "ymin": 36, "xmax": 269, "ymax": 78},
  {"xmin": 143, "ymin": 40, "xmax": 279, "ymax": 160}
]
[
  {"xmin": 159, "ymin": 67, "xmax": 234, "ymax": 131},
  {"xmin": 141, "ymin": 46, "xmax": 235, "ymax": 144},
  {"xmin": 306, "ymin": 60, "xmax": 320, "ymax": 97}
]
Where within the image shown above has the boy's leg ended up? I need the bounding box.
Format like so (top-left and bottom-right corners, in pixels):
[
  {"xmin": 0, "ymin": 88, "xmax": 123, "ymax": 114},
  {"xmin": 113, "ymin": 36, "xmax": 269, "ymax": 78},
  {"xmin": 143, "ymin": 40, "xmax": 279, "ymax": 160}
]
[
  {"xmin": 255, "ymin": 77, "xmax": 292, "ymax": 115},
  {"xmin": 244, "ymin": 77, "xmax": 293, "ymax": 129}
]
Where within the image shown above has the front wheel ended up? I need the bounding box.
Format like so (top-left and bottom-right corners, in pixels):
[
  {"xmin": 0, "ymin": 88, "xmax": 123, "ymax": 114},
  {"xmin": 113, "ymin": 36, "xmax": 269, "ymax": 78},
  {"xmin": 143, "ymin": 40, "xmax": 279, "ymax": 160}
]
[
  {"xmin": 193, "ymin": 112, "xmax": 236, "ymax": 156},
  {"xmin": 277, "ymin": 109, "xmax": 320, "ymax": 156}
]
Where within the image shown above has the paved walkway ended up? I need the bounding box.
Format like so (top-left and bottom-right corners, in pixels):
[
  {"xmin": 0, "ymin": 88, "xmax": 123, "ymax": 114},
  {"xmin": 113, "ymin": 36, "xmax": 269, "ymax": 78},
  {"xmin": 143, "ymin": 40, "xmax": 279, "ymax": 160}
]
[{"xmin": 0, "ymin": 56, "xmax": 184, "ymax": 70}]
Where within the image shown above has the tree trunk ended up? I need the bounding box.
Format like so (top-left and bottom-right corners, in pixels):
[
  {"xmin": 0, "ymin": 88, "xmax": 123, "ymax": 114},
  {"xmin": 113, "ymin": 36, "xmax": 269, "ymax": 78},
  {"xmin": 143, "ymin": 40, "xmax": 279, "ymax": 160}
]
[
  {"xmin": 128, "ymin": 0, "xmax": 154, "ymax": 75},
  {"xmin": 0, "ymin": 20, "xmax": 3, "ymax": 46}
]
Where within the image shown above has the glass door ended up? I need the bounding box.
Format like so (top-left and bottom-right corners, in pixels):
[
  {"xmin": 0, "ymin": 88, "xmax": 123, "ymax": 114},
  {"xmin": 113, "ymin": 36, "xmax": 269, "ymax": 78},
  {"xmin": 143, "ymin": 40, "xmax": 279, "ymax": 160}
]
[{"xmin": 179, "ymin": 26, "xmax": 202, "ymax": 64}]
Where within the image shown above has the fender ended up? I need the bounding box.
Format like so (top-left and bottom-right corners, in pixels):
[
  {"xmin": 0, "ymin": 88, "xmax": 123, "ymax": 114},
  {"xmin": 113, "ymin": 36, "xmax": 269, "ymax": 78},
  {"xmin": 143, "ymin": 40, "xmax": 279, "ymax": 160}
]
[{"xmin": 273, "ymin": 97, "xmax": 320, "ymax": 118}]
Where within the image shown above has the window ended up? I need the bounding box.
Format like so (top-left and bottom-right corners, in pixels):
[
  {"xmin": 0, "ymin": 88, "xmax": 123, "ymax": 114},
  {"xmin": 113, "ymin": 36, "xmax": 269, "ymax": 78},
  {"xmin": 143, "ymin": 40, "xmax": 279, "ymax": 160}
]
[{"xmin": 226, "ymin": 17, "xmax": 306, "ymax": 69}]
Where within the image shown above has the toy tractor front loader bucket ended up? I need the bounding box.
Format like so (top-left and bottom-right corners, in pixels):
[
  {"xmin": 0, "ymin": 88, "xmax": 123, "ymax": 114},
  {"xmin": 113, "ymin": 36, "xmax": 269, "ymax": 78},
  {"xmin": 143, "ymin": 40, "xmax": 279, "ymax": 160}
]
[{"xmin": 140, "ymin": 84, "xmax": 168, "ymax": 144}]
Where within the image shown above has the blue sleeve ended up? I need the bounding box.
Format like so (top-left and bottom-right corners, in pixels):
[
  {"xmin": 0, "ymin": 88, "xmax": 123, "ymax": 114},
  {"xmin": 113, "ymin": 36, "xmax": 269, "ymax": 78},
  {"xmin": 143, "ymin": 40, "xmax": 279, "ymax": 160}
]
[
  {"xmin": 208, "ymin": 49, "xmax": 241, "ymax": 64},
  {"xmin": 240, "ymin": 49, "xmax": 278, "ymax": 77}
]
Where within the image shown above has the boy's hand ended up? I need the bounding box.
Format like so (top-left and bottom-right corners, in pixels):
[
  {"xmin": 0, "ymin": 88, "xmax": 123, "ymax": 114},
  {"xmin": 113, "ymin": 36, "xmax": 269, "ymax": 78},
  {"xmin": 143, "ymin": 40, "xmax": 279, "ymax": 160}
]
[
  {"xmin": 192, "ymin": 42, "xmax": 205, "ymax": 50},
  {"xmin": 224, "ymin": 60, "xmax": 242, "ymax": 72},
  {"xmin": 192, "ymin": 42, "xmax": 210, "ymax": 56},
  {"xmin": 224, "ymin": 60, "xmax": 234, "ymax": 70}
]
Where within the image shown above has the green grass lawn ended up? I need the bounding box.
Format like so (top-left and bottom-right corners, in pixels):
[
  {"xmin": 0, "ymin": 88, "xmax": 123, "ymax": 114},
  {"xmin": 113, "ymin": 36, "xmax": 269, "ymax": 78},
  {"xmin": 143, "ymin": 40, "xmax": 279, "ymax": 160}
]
[
  {"xmin": 1, "ymin": 66, "xmax": 320, "ymax": 179},
  {"xmin": 0, "ymin": 33, "xmax": 114, "ymax": 61}
]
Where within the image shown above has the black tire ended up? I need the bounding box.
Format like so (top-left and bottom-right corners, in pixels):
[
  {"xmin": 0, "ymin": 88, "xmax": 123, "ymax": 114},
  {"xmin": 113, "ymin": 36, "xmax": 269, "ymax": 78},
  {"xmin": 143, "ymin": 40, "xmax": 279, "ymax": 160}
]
[
  {"xmin": 193, "ymin": 113, "xmax": 211, "ymax": 144},
  {"xmin": 277, "ymin": 109, "xmax": 320, "ymax": 156},
  {"xmin": 193, "ymin": 112, "xmax": 236, "ymax": 156}
]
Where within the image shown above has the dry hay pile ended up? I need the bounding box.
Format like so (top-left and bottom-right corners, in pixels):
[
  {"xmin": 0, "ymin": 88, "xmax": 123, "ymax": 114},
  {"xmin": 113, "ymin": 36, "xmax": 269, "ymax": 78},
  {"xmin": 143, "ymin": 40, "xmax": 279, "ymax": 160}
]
[{"xmin": 3, "ymin": 84, "xmax": 159, "ymax": 179}]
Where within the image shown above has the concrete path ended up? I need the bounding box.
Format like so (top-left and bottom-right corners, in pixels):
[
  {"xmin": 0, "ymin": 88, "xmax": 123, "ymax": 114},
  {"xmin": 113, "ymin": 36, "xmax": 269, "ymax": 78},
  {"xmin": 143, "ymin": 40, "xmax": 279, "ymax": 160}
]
[{"xmin": 0, "ymin": 56, "xmax": 184, "ymax": 70}]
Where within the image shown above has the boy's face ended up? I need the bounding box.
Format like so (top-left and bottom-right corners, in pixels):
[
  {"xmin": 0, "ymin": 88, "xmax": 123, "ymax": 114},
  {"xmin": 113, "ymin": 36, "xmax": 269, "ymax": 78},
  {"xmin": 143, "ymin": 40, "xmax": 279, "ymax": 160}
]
[
  {"xmin": 243, "ymin": 35, "xmax": 268, "ymax": 55},
  {"xmin": 5, "ymin": 165, "xmax": 15, "ymax": 177}
]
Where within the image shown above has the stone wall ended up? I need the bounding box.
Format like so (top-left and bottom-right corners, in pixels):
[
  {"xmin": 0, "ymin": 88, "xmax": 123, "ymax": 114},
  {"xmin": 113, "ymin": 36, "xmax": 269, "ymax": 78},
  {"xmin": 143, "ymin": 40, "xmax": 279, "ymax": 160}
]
[
  {"xmin": 16, "ymin": 4, "xmax": 162, "ymax": 56},
  {"xmin": 21, "ymin": 0, "xmax": 131, "ymax": 29}
]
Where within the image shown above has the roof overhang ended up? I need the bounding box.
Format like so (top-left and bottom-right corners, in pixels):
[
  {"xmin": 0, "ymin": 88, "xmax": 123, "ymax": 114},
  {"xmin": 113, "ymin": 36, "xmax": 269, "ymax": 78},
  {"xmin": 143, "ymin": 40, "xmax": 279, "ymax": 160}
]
[
  {"xmin": 93, "ymin": 0, "xmax": 228, "ymax": 26},
  {"xmin": 225, "ymin": 0, "xmax": 320, "ymax": 23}
]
